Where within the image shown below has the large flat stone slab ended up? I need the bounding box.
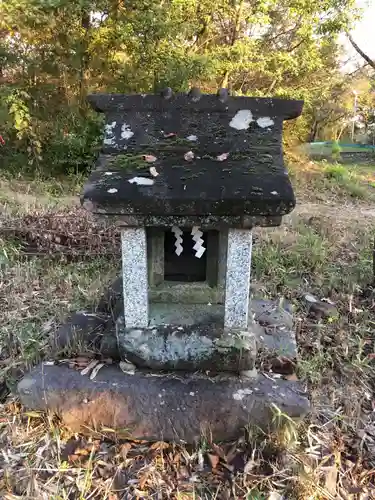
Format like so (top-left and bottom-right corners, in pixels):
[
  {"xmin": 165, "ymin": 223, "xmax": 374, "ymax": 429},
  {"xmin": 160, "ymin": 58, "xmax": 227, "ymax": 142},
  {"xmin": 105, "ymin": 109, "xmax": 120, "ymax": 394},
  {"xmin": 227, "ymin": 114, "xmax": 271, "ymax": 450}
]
[{"xmin": 18, "ymin": 364, "xmax": 310, "ymax": 443}]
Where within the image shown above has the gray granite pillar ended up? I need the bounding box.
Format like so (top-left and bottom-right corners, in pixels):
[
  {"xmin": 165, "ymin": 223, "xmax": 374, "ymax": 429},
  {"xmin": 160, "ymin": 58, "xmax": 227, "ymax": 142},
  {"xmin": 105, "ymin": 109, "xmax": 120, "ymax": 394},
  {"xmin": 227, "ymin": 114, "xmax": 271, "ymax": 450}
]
[
  {"xmin": 121, "ymin": 228, "xmax": 149, "ymax": 327},
  {"xmin": 224, "ymin": 229, "xmax": 252, "ymax": 329}
]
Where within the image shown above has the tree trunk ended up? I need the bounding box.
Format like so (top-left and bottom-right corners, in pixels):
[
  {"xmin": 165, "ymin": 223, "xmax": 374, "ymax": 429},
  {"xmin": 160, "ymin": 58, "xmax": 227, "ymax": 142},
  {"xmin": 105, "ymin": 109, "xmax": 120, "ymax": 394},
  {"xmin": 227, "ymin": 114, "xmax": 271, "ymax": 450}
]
[
  {"xmin": 309, "ymin": 120, "xmax": 319, "ymax": 142},
  {"xmin": 78, "ymin": 11, "xmax": 90, "ymax": 114}
]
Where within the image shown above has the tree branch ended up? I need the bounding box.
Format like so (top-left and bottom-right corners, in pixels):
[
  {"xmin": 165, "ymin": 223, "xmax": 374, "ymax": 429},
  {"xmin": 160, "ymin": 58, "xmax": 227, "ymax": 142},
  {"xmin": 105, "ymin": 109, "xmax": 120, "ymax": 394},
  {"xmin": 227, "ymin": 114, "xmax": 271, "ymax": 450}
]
[{"xmin": 347, "ymin": 33, "xmax": 375, "ymax": 70}]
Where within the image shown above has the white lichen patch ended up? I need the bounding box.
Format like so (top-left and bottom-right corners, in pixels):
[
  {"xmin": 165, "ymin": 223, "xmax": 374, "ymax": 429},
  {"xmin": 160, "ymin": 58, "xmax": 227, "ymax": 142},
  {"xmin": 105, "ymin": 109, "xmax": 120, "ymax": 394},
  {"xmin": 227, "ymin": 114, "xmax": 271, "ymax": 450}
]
[
  {"xmin": 107, "ymin": 188, "xmax": 118, "ymax": 193},
  {"xmin": 184, "ymin": 151, "xmax": 195, "ymax": 161},
  {"xmin": 121, "ymin": 123, "xmax": 134, "ymax": 140},
  {"xmin": 257, "ymin": 117, "xmax": 274, "ymax": 128},
  {"xmin": 229, "ymin": 109, "xmax": 253, "ymax": 130},
  {"xmin": 232, "ymin": 388, "xmax": 253, "ymax": 401},
  {"xmin": 104, "ymin": 121, "xmax": 117, "ymax": 146},
  {"xmin": 104, "ymin": 122, "xmax": 116, "ymax": 134},
  {"xmin": 216, "ymin": 152, "xmax": 229, "ymax": 162},
  {"xmin": 128, "ymin": 177, "xmax": 154, "ymax": 186},
  {"xmin": 149, "ymin": 166, "xmax": 159, "ymax": 177},
  {"xmin": 186, "ymin": 135, "xmax": 198, "ymax": 141}
]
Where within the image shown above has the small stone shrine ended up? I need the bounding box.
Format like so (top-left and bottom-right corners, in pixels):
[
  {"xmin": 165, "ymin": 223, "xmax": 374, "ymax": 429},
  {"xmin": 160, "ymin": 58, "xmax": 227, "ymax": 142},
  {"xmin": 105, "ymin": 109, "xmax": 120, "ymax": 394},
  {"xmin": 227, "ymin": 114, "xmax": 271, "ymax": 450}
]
[{"xmin": 18, "ymin": 88, "xmax": 310, "ymax": 443}]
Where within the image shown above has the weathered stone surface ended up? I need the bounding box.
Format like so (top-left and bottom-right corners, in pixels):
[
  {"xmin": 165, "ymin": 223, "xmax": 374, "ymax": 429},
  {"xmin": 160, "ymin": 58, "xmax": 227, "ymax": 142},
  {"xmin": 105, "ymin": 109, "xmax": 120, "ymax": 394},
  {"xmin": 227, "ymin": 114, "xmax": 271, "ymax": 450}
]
[
  {"xmin": 150, "ymin": 282, "xmax": 225, "ymax": 305},
  {"xmin": 99, "ymin": 213, "xmax": 284, "ymax": 229},
  {"xmin": 82, "ymin": 91, "xmax": 303, "ymax": 220},
  {"xmin": 308, "ymin": 301, "xmax": 339, "ymax": 320},
  {"xmin": 224, "ymin": 229, "xmax": 252, "ymax": 329},
  {"xmin": 250, "ymin": 299, "xmax": 296, "ymax": 358},
  {"xmin": 115, "ymin": 318, "xmax": 256, "ymax": 372},
  {"xmin": 254, "ymin": 324, "xmax": 297, "ymax": 359},
  {"xmin": 251, "ymin": 299, "xmax": 294, "ymax": 330},
  {"xmin": 18, "ymin": 364, "xmax": 310, "ymax": 442},
  {"xmin": 303, "ymin": 294, "xmax": 339, "ymax": 320},
  {"xmin": 121, "ymin": 227, "xmax": 149, "ymax": 327},
  {"xmin": 54, "ymin": 312, "xmax": 107, "ymax": 350},
  {"xmin": 98, "ymin": 298, "xmax": 298, "ymax": 361}
]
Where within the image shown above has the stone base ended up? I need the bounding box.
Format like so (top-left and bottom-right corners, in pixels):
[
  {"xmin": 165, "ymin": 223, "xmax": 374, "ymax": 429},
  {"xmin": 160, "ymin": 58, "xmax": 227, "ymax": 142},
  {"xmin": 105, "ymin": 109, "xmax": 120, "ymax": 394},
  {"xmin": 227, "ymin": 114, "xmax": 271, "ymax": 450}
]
[
  {"xmin": 115, "ymin": 320, "xmax": 256, "ymax": 372},
  {"xmin": 100, "ymin": 299, "xmax": 297, "ymax": 366},
  {"xmin": 53, "ymin": 297, "xmax": 297, "ymax": 372},
  {"xmin": 18, "ymin": 363, "xmax": 310, "ymax": 443}
]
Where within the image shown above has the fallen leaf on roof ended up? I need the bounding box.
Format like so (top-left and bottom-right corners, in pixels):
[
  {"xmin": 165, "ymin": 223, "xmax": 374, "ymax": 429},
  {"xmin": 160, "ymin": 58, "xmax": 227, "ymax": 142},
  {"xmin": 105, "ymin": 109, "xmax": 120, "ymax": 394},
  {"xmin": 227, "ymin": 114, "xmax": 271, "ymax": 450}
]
[{"xmin": 143, "ymin": 154, "xmax": 157, "ymax": 163}]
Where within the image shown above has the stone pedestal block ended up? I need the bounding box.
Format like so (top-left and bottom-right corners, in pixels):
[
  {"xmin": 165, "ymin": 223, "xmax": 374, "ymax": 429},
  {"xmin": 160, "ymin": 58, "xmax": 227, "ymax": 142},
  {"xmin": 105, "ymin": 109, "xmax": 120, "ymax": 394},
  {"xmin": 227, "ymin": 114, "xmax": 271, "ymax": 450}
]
[{"xmin": 115, "ymin": 319, "xmax": 257, "ymax": 372}]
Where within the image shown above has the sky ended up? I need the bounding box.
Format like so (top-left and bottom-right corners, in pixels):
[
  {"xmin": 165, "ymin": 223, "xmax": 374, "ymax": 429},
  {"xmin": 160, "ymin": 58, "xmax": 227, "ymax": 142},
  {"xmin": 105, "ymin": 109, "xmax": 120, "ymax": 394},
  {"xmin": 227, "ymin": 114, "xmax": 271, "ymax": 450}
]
[{"xmin": 341, "ymin": 0, "xmax": 375, "ymax": 69}]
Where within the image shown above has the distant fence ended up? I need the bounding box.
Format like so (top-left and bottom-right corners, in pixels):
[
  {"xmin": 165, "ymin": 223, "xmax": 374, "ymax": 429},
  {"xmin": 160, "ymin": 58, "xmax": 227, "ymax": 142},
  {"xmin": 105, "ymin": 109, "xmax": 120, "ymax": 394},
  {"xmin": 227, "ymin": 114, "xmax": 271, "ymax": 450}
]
[{"xmin": 303, "ymin": 142, "xmax": 375, "ymax": 164}]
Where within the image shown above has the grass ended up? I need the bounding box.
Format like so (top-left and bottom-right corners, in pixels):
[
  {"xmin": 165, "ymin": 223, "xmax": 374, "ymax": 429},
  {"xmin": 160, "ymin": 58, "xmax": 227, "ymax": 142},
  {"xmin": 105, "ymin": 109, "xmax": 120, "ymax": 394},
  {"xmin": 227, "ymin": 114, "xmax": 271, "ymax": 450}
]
[{"xmin": 1, "ymin": 157, "xmax": 375, "ymax": 498}]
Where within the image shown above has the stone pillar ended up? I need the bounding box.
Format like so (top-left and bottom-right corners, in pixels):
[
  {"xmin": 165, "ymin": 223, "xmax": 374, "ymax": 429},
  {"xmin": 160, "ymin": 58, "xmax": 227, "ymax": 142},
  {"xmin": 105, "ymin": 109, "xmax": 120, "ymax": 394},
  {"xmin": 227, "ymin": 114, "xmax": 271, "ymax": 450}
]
[
  {"xmin": 224, "ymin": 229, "xmax": 252, "ymax": 329},
  {"xmin": 121, "ymin": 228, "xmax": 149, "ymax": 327}
]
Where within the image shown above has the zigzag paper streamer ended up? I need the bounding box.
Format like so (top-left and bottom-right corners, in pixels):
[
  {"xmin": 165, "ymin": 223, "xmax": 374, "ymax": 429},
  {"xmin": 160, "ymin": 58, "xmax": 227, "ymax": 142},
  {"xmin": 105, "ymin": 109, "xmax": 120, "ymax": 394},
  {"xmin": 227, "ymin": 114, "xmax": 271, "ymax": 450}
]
[
  {"xmin": 191, "ymin": 226, "xmax": 205, "ymax": 258},
  {"xmin": 171, "ymin": 226, "xmax": 183, "ymax": 256}
]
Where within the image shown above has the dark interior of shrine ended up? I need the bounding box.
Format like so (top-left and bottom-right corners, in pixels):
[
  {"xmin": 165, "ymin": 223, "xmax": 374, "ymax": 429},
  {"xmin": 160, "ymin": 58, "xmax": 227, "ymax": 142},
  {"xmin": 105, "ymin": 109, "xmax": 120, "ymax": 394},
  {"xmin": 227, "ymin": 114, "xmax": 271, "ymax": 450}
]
[{"xmin": 164, "ymin": 230, "xmax": 208, "ymax": 282}]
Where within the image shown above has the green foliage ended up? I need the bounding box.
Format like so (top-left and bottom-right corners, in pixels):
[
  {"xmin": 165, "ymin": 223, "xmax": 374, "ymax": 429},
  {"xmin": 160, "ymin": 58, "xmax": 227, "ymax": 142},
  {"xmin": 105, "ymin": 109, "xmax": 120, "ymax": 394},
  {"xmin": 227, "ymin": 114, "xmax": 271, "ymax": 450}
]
[
  {"xmin": 0, "ymin": 0, "xmax": 361, "ymax": 175},
  {"xmin": 6, "ymin": 90, "xmax": 42, "ymax": 166},
  {"xmin": 324, "ymin": 163, "xmax": 346, "ymax": 180},
  {"xmin": 331, "ymin": 140, "xmax": 342, "ymax": 161},
  {"xmin": 323, "ymin": 163, "xmax": 371, "ymax": 199}
]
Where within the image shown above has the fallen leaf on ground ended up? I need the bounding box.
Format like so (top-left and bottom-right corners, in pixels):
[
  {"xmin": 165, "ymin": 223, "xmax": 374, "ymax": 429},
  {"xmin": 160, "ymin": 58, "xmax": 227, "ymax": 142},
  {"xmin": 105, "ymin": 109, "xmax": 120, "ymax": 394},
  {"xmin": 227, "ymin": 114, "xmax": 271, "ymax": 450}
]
[
  {"xmin": 285, "ymin": 373, "xmax": 299, "ymax": 381},
  {"xmin": 89, "ymin": 362, "xmax": 105, "ymax": 379},
  {"xmin": 212, "ymin": 443, "xmax": 226, "ymax": 459},
  {"xmin": 207, "ymin": 453, "xmax": 220, "ymax": 469},
  {"xmin": 119, "ymin": 361, "xmax": 135, "ymax": 375},
  {"xmin": 324, "ymin": 465, "xmax": 338, "ymax": 495},
  {"xmin": 150, "ymin": 441, "xmax": 169, "ymax": 450},
  {"xmin": 81, "ymin": 359, "xmax": 99, "ymax": 376},
  {"xmin": 24, "ymin": 411, "xmax": 43, "ymax": 418},
  {"xmin": 120, "ymin": 442, "xmax": 132, "ymax": 459}
]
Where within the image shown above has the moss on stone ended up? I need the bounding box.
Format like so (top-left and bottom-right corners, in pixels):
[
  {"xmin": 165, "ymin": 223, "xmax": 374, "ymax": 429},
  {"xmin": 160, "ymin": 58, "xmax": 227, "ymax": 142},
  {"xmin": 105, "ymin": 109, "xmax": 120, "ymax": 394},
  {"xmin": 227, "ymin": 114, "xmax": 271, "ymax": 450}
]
[{"xmin": 110, "ymin": 154, "xmax": 148, "ymax": 170}]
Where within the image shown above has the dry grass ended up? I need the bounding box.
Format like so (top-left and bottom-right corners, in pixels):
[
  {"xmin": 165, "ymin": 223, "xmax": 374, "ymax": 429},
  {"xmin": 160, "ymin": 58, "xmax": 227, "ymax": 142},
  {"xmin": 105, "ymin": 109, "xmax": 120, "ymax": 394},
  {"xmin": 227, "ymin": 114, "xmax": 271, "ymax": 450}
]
[{"xmin": 1, "ymin": 159, "xmax": 375, "ymax": 498}]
